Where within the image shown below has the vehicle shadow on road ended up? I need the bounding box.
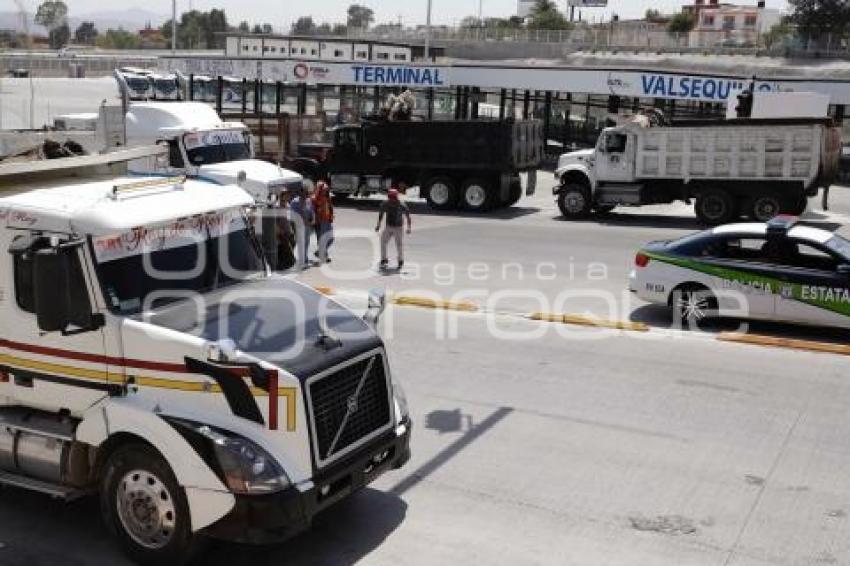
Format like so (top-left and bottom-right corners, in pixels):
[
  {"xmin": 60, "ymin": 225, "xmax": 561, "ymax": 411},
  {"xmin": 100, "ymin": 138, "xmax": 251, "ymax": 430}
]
[
  {"xmin": 0, "ymin": 488, "xmax": 123, "ymax": 566},
  {"xmin": 334, "ymin": 197, "xmax": 540, "ymax": 220},
  {"xmin": 200, "ymin": 488, "xmax": 407, "ymax": 566},
  {"xmin": 552, "ymin": 212, "xmax": 703, "ymax": 231},
  {"xmin": 631, "ymin": 304, "xmax": 850, "ymax": 344}
]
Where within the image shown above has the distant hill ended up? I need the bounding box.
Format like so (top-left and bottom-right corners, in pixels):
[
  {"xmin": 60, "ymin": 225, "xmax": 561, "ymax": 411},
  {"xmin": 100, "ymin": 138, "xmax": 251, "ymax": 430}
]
[{"xmin": 0, "ymin": 8, "xmax": 167, "ymax": 34}]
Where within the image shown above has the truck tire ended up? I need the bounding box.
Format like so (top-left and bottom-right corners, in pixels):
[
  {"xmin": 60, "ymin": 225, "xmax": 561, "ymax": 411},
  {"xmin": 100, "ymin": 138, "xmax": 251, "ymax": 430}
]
[
  {"xmin": 786, "ymin": 195, "xmax": 808, "ymax": 216},
  {"xmin": 749, "ymin": 194, "xmax": 783, "ymax": 222},
  {"xmin": 461, "ymin": 178, "xmax": 493, "ymax": 212},
  {"xmin": 423, "ymin": 177, "xmax": 458, "ymax": 210},
  {"xmin": 100, "ymin": 443, "xmax": 197, "ymax": 566},
  {"xmin": 557, "ymin": 184, "xmax": 592, "ymax": 219},
  {"xmin": 695, "ymin": 189, "xmax": 737, "ymax": 226},
  {"xmin": 506, "ymin": 178, "xmax": 523, "ymax": 207}
]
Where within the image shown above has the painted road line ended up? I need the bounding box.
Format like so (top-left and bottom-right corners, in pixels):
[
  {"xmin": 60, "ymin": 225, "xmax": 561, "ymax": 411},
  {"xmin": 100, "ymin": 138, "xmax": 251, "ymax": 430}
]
[
  {"xmin": 528, "ymin": 312, "xmax": 649, "ymax": 332},
  {"xmin": 718, "ymin": 333, "xmax": 850, "ymax": 356},
  {"xmin": 392, "ymin": 295, "xmax": 480, "ymax": 312}
]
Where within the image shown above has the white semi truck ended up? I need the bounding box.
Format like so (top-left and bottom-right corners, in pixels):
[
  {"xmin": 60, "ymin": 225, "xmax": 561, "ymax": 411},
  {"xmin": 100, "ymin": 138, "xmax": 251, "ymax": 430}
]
[
  {"xmin": 554, "ymin": 92, "xmax": 842, "ymax": 225},
  {"xmin": 0, "ymin": 147, "xmax": 411, "ymax": 565}
]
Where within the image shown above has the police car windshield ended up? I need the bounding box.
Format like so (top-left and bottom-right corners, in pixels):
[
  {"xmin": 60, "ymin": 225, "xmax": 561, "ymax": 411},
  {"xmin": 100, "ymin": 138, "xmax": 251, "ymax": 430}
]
[
  {"xmin": 184, "ymin": 131, "xmax": 251, "ymax": 166},
  {"xmin": 92, "ymin": 211, "xmax": 265, "ymax": 314},
  {"xmin": 826, "ymin": 235, "xmax": 850, "ymax": 263}
]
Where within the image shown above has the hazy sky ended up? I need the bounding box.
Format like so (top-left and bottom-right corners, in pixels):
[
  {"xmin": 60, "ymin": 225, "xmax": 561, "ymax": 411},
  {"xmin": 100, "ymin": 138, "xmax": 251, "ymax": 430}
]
[{"xmin": 17, "ymin": 0, "xmax": 791, "ymax": 28}]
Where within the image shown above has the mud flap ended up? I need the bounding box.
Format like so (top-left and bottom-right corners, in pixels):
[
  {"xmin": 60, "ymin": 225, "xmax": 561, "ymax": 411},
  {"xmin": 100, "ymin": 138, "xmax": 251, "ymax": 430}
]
[
  {"xmin": 823, "ymin": 186, "xmax": 830, "ymax": 212},
  {"xmin": 526, "ymin": 170, "xmax": 537, "ymax": 196}
]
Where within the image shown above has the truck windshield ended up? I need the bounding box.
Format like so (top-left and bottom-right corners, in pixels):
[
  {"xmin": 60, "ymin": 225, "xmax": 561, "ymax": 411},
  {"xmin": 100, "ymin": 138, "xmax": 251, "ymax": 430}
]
[
  {"xmin": 92, "ymin": 210, "xmax": 265, "ymax": 314},
  {"xmin": 184, "ymin": 130, "xmax": 252, "ymax": 166}
]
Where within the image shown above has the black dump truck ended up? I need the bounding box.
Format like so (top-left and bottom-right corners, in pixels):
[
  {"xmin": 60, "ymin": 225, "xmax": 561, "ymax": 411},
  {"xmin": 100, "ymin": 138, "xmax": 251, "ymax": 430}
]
[{"xmin": 285, "ymin": 118, "xmax": 544, "ymax": 211}]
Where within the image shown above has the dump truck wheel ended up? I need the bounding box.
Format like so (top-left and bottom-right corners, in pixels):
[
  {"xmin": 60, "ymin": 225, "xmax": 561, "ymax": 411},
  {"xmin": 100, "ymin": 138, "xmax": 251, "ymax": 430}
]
[
  {"xmin": 461, "ymin": 178, "xmax": 493, "ymax": 212},
  {"xmin": 557, "ymin": 184, "xmax": 592, "ymax": 219},
  {"xmin": 695, "ymin": 189, "xmax": 737, "ymax": 226},
  {"xmin": 424, "ymin": 177, "xmax": 458, "ymax": 210}
]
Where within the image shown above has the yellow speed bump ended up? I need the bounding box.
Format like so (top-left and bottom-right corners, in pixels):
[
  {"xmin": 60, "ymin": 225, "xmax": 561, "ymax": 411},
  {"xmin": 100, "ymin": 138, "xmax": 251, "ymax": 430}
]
[
  {"xmin": 313, "ymin": 286, "xmax": 335, "ymax": 296},
  {"xmin": 392, "ymin": 295, "xmax": 479, "ymax": 312},
  {"xmin": 528, "ymin": 312, "xmax": 649, "ymax": 332},
  {"xmin": 718, "ymin": 333, "xmax": 850, "ymax": 356}
]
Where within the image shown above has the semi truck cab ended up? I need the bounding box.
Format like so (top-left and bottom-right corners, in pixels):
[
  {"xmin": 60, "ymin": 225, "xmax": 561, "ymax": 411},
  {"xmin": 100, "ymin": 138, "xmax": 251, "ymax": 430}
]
[{"xmin": 0, "ymin": 148, "xmax": 410, "ymax": 565}]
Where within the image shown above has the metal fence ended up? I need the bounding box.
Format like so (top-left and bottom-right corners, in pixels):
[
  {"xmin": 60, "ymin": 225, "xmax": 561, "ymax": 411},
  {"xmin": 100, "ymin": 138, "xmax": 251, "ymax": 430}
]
[{"xmin": 344, "ymin": 26, "xmax": 850, "ymax": 59}]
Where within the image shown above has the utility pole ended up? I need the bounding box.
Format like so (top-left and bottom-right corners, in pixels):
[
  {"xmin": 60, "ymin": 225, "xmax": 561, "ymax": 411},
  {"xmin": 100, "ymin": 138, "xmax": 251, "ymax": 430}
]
[
  {"xmin": 478, "ymin": 0, "xmax": 483, "ymax": 24},
  {"xmin": 171, "ymin": 0, "xmax": 177, "ymax": 54},
  {"xmin": 424, "ymin": 0, "xmax": 433, "ymax": 62}
]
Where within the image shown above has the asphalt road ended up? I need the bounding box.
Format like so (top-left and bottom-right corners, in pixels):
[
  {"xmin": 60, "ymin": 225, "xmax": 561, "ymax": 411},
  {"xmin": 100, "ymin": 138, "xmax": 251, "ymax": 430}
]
[{"xmin": 2, "ymin": 175, "xmax": 850, "ymax": 565}]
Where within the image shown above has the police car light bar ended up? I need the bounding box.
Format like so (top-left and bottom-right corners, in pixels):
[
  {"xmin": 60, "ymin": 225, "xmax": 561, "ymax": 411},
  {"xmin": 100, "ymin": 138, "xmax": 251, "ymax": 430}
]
[{"xmin": 766, "ymin": 215, "xmax": 799, "ymax": 235}]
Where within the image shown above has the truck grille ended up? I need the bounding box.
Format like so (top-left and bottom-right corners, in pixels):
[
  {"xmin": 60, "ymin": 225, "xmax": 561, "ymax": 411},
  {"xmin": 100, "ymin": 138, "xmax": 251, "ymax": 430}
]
[{"xmin": 307, "ymin": 352, "xmax": 392, "ymax": 467}]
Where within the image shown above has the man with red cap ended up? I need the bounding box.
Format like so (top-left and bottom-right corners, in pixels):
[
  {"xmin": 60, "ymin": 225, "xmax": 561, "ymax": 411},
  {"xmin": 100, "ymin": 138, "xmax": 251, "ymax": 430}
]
[
  {"xmin": 312, "ymin": 181, "xmax": 335, "ymax": 263},
  {"xmin": 376, "ymin": 188, "xmax": 412, "ymax": 270}
]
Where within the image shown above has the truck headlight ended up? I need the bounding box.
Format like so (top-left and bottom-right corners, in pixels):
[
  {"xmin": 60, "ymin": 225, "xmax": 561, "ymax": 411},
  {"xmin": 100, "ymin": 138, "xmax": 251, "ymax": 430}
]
[
  {"xmin": 195, "ymin": 425, "xmax": 290, "ymax": 495},
  {"xmin": 392, "ymin": 378, "xmax": 410, "ymax": 422}
]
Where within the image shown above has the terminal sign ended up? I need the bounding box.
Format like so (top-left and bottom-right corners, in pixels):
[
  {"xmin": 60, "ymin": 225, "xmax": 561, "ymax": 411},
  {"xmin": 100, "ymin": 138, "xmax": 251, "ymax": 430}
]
[{"xmin": 352, "ymin": 65, "xmax": 446, "ymax": 87}]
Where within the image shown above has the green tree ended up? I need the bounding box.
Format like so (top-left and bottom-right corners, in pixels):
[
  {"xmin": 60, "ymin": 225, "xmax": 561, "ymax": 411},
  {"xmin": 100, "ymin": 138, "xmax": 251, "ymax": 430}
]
[
  {"xmin": 48, "ymin": 22, "xmax": 70, "ymax": 48},
  {"xmin": 292, "ymin": 16, "xmax": 317, "ymax": 35},
  {"xmin": 347, "ymin": 4, "xmax": 374, "ymax": 29},
  {"xmin": 667, "ymin": 12, "xmax": 695, "ymax": 34},
  {"xmin": 96, "ymin": 28, "xmax": 140, "ymax": 49},
  {"xmin": 34, "ymin": 0, "xmax": 68, "ymax": 32},
  {"xmin": 237, "ymin": 21, "xmax": 250, "ymax": 33},
  {"xmin": 74, "ymin": 21, "xmax": 98, "ymax": 45},
  {"xmin": 332, "ymin": 23, "xmax": 348, "ymax": 35},
  {"xmin": 789, "ymin": 0, "xmax": 850, "ymax": 42},
  {"xmin": 161, "ymin": 9, "xmax": 229, "ymax": 49},
  {"xmin": 528, "ymin": 0, "xmax": 570, "ymax": 30},
  {"xmin": 762, "ymin": 20, "xmax": 793, "ymax": 48}
]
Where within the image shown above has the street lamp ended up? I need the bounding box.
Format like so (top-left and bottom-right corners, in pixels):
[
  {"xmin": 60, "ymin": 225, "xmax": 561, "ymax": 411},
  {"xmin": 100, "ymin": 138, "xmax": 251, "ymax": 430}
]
[{"xmin": 424, "ymin": 0, "xmax": 433, "ymax": 62}]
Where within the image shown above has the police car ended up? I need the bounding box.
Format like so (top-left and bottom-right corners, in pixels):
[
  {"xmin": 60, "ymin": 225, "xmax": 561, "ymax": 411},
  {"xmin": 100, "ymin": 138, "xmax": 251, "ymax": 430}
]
[{"xmin": 629, "ymin": 216, "xmax": 850, "ymax": 328}]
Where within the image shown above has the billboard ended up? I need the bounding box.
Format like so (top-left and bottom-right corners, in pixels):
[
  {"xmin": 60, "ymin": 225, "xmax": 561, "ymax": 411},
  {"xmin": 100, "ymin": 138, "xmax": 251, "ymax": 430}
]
[{"xmin": 567, "ymin": 0, "xmax": 608, "ymax": 6}]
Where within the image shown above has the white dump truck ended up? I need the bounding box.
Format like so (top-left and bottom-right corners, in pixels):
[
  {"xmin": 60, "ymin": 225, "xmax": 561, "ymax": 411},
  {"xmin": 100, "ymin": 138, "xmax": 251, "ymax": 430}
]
[
  {"xmin": 555, "ymin": 92, "xmax": 842, "ymax": 225},
  {"xmin": 0, "ymin": 147, "xmax": 411, "ymax": 565}
]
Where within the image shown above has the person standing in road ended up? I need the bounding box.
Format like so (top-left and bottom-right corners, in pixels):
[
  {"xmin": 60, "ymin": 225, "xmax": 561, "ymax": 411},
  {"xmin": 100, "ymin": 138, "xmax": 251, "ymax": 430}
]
[
  {"xmin": 376, "ymin": 188, "xmax": 412, "ymax": 270},
  {"xmin": 289, "ymin": 186, "xmax": 315, "ymax": 269},
  {"xmin": 312, "ymin": 181, "xmax": 335, "ymax": 263}
]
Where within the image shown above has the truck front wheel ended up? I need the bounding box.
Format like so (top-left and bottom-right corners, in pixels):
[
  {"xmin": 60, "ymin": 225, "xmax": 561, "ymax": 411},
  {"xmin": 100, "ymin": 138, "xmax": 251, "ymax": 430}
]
[
  {"xmin": 423, "ymin": 177, "xmax": 458, "ymax": 210},
  {"xmin": 461, "ymin": 178, "xmax": 493, "ymax": 212},
  {"xmin": 557, "ymin": 184, "xmax": 592, "ymax": 219},
  {"xmin": 100, "ymin": 444, "xmax": 197, "ymax": 566},
  {"xmin": 695, "ymin": 189, "xmax": 737, "ymax": 226}
]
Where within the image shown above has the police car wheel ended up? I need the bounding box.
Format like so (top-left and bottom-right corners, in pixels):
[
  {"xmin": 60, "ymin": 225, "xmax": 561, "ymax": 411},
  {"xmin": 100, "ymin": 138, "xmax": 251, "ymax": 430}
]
[
  {"xmin": 750, "ymin": 195, "xmax": 783, "ymax": 222},
  {"xmin": 695, "ymin": 190, "xmax": 736, "ymax": 226},
  {"xmin": 101, "ymin": 444, "xmax": 197, "ymax": 566},
  {"xmin": 670, "ymin": 285, "xmax": 718, "ymax": 327},
  {"xmin": 557, "ymin": 184, "xmax": 592, "ymax": 219}
]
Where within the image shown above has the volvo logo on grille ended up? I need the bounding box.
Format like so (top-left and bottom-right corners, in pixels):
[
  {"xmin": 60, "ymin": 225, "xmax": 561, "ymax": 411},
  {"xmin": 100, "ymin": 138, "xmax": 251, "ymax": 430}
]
[{"xmin": 346, "ymin": 394, "xmax": 359, "ymax": 414}]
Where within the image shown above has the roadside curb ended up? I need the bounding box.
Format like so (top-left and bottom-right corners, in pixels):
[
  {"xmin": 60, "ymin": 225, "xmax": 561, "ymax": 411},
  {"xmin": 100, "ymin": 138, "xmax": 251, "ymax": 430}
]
[
  {"xmin": 718, "ymin": 333, "xmax": 850, "ymax": 357},
  {"xmin": 391, "ymin": 295, "xmax": 480, "ymax": 312},
  {"xmin": 312, "ymin": 285, "xmax": 848, "ymax": 357},
  {"xmin": 528, "ymin": 312, "xmax": 649, "ymax": 332}
]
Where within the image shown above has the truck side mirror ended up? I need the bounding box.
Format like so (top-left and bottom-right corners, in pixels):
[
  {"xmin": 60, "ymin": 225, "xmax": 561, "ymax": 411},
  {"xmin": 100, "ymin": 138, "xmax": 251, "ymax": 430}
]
[{"xmin": 33, "ymin": 247, "xmax": 73, "ymax": 333}]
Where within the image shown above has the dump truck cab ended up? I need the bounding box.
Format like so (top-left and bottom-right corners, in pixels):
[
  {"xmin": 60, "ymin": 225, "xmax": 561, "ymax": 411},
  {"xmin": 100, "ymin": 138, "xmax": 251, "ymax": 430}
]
[{"xmin": 0, "ymin": 148, "xmax": 410, "ymax": 564}]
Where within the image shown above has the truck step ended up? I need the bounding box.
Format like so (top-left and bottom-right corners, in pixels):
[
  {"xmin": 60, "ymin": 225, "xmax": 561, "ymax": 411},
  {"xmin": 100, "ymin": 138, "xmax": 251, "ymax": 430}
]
[
  {"xmin": 0, "ymin": 470, "xmax": 87, "ymax": 501},
  {"xmin": 0, "ymin": 406, "xmax": 76, "ymax": 441},
  {"xmin": 596, "ymin": 184, "xmax": 644, "ymax": 206}
]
